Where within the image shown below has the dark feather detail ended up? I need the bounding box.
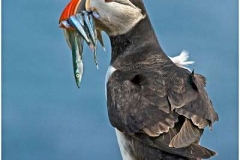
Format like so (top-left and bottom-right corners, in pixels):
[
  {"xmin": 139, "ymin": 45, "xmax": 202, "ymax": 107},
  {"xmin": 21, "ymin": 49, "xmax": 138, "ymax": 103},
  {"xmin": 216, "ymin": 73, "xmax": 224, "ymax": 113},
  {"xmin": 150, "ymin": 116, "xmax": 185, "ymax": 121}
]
[
  {"xmin": 169, "ymin": 119, "xmax": 203, "ymax": 148},
  {"xmin": 175, "ymin": 72, "xmax": 219, "ymax": 128},
  {"xmin": 175, "ymin": 108, "xmax": 209, "ymax": 129},
  {"xmin": 129, "ymin": 127, "xmax": 216, "ymax": 159},
  {"xmin": 139, "ymin": 127, "xmax": 216, "ymax": 158},
  {"xmin": 107, "ymin": 70, "xmax": 178, "ymax": 135},
  {"xmin": 107, "ymin": 64, "xmax": 218, "ymax": 159}
]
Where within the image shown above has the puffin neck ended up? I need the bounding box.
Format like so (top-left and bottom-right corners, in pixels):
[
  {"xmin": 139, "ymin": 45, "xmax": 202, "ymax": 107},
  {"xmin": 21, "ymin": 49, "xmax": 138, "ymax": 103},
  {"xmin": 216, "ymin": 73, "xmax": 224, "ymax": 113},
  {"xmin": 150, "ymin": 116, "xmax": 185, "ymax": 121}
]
[{"xmin": 109, "ymin": 15, "xmax": 168, "ymax": 65}]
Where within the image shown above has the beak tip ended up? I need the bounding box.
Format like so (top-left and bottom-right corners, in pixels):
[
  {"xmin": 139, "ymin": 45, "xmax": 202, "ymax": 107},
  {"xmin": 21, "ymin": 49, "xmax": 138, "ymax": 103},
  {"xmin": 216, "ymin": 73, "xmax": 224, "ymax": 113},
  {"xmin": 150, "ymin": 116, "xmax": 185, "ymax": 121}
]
[{"xmin": 59, "ymin": 0, "xmax": 82, "ymax": 24}]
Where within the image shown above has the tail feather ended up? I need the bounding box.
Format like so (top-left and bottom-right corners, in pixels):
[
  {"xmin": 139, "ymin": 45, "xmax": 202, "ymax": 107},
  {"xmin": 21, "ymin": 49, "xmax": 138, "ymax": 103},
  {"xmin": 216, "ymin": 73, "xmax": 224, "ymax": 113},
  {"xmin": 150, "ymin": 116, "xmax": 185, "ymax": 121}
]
[
  {"xmin": 132, "ymin": 130, "xmax": 217, "ymax": 159},
  {"xmin": 189, "ymin": 143, "xmax": 217, "ymax": 159}
]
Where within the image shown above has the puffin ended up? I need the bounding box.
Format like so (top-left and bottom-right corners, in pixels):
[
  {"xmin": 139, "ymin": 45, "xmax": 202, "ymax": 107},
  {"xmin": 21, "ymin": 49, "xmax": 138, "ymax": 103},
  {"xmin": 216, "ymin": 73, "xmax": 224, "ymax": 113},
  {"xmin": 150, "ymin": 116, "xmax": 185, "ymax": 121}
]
[{"xmin": 58, "ymin": 0, "xmax": 219, "ymax": 159}]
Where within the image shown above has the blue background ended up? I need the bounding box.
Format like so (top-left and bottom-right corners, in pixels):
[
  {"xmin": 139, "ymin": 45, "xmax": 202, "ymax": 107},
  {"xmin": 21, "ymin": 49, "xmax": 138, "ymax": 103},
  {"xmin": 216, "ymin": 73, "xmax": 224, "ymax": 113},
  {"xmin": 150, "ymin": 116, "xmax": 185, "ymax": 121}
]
[{"xmin": 2, "ymin": 0, "xmax": 238, "ymax": 160}]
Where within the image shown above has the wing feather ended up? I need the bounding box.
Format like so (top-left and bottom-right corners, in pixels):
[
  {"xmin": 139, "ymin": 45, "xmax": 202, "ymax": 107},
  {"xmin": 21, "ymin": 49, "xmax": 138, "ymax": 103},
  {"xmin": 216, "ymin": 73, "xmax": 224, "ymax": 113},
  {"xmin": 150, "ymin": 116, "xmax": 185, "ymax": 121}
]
[
  {"xmin": 107, "ymin": 66, "xmax": 218, "ymax": 159},
  {"xmin": 169, "ymin": 119, "xmax": 203, "ymax": 148}
]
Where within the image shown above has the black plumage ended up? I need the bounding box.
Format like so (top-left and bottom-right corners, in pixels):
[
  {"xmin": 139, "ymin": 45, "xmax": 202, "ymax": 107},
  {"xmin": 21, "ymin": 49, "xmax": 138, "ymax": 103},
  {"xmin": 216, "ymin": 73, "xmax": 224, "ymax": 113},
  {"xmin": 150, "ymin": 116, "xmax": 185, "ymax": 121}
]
[{"xmin": 106, "ymin": 1, "xmax": 218, "ymax": 159}]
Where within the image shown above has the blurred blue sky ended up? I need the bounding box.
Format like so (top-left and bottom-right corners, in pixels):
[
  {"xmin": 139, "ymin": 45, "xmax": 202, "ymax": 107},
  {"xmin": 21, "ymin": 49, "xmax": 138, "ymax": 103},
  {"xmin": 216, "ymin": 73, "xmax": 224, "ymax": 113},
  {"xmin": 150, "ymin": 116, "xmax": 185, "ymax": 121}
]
[{"xmin": 2, "ymin": 0, "xmax": 238, "ymax": 160}]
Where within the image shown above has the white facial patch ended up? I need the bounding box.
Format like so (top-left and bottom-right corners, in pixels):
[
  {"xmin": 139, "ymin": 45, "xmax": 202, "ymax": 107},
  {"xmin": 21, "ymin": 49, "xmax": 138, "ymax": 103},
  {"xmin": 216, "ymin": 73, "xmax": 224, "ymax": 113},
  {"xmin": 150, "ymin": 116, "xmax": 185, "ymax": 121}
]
[{"xmin": 90, "ymin": 0, "xmax": 146, "ymax": 36}]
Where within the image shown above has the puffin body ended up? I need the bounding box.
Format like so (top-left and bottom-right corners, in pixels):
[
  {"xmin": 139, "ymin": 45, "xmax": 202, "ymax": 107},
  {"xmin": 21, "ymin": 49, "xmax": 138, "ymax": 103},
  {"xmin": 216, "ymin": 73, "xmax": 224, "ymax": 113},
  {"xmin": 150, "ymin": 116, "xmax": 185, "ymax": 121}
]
[{"xmin": 59, "ymin": 0, "xmax": 218, "ymax": 159}]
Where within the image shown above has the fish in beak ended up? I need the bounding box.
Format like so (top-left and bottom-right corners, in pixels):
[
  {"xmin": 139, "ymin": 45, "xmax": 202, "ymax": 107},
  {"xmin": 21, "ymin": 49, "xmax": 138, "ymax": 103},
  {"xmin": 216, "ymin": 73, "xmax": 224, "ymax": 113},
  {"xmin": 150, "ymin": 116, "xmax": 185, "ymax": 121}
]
[
  {"xmin": 59, "ymin": 0, "xmax": 194, "ymax": 88},
  {"xmin": 59, "ymin": 0, "xmax": 105, "ymax": 88}
]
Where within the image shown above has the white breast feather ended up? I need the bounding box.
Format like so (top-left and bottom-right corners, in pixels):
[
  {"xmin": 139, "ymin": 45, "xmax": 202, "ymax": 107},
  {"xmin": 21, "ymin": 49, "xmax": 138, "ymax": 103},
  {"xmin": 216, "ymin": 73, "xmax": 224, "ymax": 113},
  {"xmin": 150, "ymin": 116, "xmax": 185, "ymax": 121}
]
[
  {"xmin": 115, "ymin": 129, "xmax": 135, "ymax": 160},
  {"xmin": 169, "ymin": 50, "xmax": 194, "ymax": 71},
  {"xmin": 105, "ymin": 65, "xmax": 116, "ymax": 98}
]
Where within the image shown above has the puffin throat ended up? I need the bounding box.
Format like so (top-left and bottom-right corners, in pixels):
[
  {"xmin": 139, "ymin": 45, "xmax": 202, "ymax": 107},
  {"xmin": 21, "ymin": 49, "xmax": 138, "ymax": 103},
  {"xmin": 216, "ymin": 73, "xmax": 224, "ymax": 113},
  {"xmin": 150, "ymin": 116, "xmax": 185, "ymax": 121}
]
[{"xmin": 109, "ymin": 15, "xmax": 168, "ymax": 65}]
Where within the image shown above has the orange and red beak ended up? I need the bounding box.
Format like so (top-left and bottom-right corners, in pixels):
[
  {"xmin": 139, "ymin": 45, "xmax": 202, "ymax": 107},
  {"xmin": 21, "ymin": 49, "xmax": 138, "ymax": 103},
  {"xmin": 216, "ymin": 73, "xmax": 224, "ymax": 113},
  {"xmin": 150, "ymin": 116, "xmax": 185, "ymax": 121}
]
[{"xmin": 59, "ymin": 0, "xmax": 83, "ymax": 28}]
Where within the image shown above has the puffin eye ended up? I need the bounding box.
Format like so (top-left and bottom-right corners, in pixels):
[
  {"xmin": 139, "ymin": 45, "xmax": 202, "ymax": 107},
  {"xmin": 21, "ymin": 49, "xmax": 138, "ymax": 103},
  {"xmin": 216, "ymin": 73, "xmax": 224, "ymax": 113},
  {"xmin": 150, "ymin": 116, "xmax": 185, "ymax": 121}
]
[{"xmin": 105, "ymin": 0, "xmax": 114, "ymax": 2}]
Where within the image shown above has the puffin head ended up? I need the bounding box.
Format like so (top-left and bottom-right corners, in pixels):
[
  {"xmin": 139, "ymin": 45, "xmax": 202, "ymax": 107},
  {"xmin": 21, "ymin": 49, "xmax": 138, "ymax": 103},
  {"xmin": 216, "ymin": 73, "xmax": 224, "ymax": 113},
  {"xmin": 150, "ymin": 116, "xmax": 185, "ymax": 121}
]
[
  {"xmin": 59, "ymin": 0, "xmax": 146, "ymax": 36},
  {"xmin": 58, "ymin": 0, "xmax": 148, "ymax": 87},
  {"xmin": 86, "ymin": 0, "xmax": 146, "ymax": 36}
]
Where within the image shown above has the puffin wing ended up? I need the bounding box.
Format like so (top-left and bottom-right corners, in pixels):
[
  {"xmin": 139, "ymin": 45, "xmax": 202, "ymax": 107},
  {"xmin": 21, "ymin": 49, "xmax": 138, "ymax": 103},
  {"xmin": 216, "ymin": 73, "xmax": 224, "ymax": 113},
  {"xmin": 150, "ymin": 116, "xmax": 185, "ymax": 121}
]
[
  {"xmin": 106, "ymin": 67, "xmax": 218, "ymax": 158},
  {"xmin": 107, "ymin": 69, "xmax": 178, "ymax": 136}
]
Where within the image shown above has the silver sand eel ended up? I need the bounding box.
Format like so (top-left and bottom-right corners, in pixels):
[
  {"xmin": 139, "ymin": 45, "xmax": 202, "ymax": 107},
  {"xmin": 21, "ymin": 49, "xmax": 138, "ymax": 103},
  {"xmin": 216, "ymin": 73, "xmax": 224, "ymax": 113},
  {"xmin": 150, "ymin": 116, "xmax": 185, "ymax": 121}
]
[{"xmin": 61, "ymin": 11, "xmax": 104, "ymax": 88}]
